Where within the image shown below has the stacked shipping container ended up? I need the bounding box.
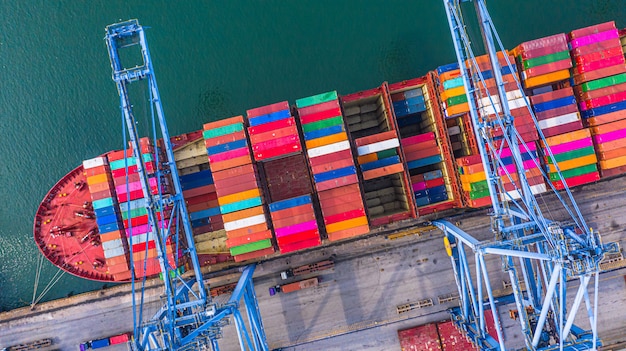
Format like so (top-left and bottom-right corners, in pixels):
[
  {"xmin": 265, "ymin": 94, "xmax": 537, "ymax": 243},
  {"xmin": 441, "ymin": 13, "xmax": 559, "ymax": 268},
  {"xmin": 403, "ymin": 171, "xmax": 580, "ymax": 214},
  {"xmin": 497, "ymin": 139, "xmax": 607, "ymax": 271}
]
[
  {"xmin": 570, "ymin": 21, "xmax": 626, "ymax": 178},
  {"xmin": 83, "ymin": 156, "xmax": 130, "ymax": 281},
  {"xmin": 247, "ymin": 101, "xmax": 321, "ymax": 253},
  {"xmin": 388, "ymin": 77, "xmax": 462, "ymax": 215},
  {"xmin": 456, "ymin": 155, "xmax": 491, "ymax": 208},
  {"xmin": 341, "ymin": 84, "xmax": 416, "ymax": 225},
  {"xmin": 542, "ymin": 129, "xmax": 600, "ymax": 189},
  {"xmin": 109, "ymin": 140, "xmax": 176, "ymax": 278},
  {"xmin": 296, "ymin": 91, "xmax": 369, "ymax": 240},
  {"xmin": 203, "ymin": 116, "xmax": 274, "ymax": 261},
  {"xmin": 514, "ymin": 33, "xmax": 573, "ymax": 89}
]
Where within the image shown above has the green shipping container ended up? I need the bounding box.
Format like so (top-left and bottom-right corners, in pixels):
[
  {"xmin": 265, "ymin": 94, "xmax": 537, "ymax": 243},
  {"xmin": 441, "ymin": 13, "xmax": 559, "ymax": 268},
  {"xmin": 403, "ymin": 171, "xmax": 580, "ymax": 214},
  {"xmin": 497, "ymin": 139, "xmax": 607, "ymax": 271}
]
[
  {"xmin": 296, "ymin": 91, "xmax": 338, "ymax": 108},
  {"xmin": 202, "ymin": 123, "xmax": 244, "ymax": 140},
  {"xmin": 522, "ymin": 50, "xmax": 570, "ymax": 69},
  {"xmin": 447, "ymin": 94, "xmax": 468, "ymax": 106},
  {"xmin": 549, "ymin": 163, "xmax": 598, "ymax": 181},
  {"xmin": 302, "ymin": 116, "xmax": 344, "ymax": 132},
  {"xmin": 580, "ymin": 73, "xmax": 626, "ymax": 92},
  {"xmin": 121, "ymin": 207, "xmax": 148, "ymax": 220},
  {"xmin": 547, "ymin": 146, "xmax": 595, "ymax": 164},
  {"xmin": 469, "ymin": 187, "xmax": 490, "ymax": 200},
  {"xmin": 230, "ymin": 239, "xmax": 273, "ymax": 256}
]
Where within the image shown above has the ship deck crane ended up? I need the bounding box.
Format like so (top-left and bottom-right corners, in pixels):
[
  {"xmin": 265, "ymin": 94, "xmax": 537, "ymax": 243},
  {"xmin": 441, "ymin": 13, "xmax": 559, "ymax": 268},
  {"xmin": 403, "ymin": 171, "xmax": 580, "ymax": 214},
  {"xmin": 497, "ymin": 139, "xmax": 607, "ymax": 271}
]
[
  {"xmin": 435, "ymin": 1, "xmax": 618, "ymax": 350},
  {"xmin": 104, "ymin": 20, "xmax": 269, "ymax": 351}
]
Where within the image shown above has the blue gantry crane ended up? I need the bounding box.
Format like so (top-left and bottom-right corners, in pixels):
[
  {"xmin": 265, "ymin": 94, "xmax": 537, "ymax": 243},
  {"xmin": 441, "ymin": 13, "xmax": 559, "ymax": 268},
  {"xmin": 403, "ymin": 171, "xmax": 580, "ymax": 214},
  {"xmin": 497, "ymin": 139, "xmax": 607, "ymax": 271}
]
[
  {"xmin": 104, "ymin": 20, "xmax": 269, "ymax": 351},
  {"xmin": 434, "ymin": 1, "xmax": 618, "ymax": 350}
]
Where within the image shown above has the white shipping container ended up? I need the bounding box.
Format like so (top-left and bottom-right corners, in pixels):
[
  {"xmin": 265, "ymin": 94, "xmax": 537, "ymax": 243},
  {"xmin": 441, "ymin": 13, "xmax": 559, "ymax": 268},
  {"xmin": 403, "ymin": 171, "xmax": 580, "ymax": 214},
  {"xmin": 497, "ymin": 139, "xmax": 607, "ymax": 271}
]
[
  {"xmin": 538, "ymin": 112, "xmax": 580, "ymax": 130},
  {"xmin": 307, "ymin": 140, "xmax": 351, "ymax": 158},
  {"xmin": 102, "ymin": 238, "xmax": 124, "ymax": 251},
  {"xmin": 83, "ymin": 157, "xmax": 107, "ymax": 169},
  {"xmin": 224, "ymin": 214, "xmax": 267, "ymax": 231},
  {"xmin": 357, "ymin": 138, "xmax": 400, "ymax": 156},
  {"xmin": 104, "ymin": 246, "xmax": 126, "ymax": 259}
]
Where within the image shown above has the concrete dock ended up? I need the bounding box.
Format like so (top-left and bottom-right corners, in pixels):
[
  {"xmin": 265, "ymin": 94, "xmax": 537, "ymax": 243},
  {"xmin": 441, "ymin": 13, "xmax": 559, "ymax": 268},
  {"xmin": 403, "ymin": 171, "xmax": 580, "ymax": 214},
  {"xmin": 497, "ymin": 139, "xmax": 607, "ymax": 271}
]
[{"xmin": 2, "ymin": 176, "xmax": 626, "ymax": 351}]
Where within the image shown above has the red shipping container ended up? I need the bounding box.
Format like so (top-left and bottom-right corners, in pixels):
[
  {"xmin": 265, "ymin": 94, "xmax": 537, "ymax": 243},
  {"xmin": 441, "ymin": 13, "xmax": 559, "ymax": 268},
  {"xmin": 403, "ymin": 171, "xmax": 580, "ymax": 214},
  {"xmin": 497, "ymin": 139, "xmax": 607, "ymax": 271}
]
[
  {"xmin": 278, "ymin": 237, "xmax": 321, "ymax": 254},
  {"xmin": 327, "ymin": 225, "xmax": 370, "ymax": 241},
  {"xmin": 404, "ymin": 147, "xmax": 440, "ymax": 161},
  {"xmin": 569, "ymin": 21, "xmax": 616, "ymax": 39},
  {"xmin": 246, "ymin": 101, "xmax": 289, "ymax": 118},
  {"xmin": 426, "ymin": 177, "xmax": 446, "ymax": 188},
  {"xmin": 578, "ymin": 82, "xmax": 626, "ymax": 101},
  {"xmin": 186, "ymin": 192, "xmax": 218, "ymax": 206},
  {"xmin": 248, "ymin": 117, "xmax": 295, "ymax": 136},
  {"xmin": 226, "ymin": 223, "xmax": 269, "ymax": 239},
  {"xmin": 114, "ymin": 172, "xmax": 141, "ymax": 185},
  {"xmin": 225, "ymin": 230, "xmax": 273, "ymax": 248},
  {"xmin": 276, "ymin": 229, "xmax": 320, "ymax": 246},
  {"xmin": 109, "ymin": 333, "xmax": 131, "ymax": 345},
  {"xmin": 324, "ymin": 208, "xmax": 366, "ymax": 225},
  {"xmin": 321, "ymin": 202, "xmax": 365, "ymax": 218},
  {"xmin": 182, "ymin": 184, "xmax": 217, "ymax": 199},
  {"xmin": 263, "ymin": 154, "xmax": 313, "ymax": 202},
  {"xmin": 214, "ymin": 172, "xmax": 259, "ymax": 195},
  {"xmin": 111, "ymin": 165, "xmax": 138, "ymax": 178},
  {"xmin": 553, "ymin": 172, "xmax": 600, "ymax": 190},
  {"xmin": 530, "ymin": 87, "xmax": 575, "ymax": 105},
  {"xmin": 315, "ymin": 174, "xmax": 359, "ymax": 192},
  {"xmin": 535, "ymin": 104, "xmax": 579, "ymax": 121},
  {"xmin": 203, "ymin": 130, "xmax": 246, "ymax": 148},
  {"xmin": 318, "ymin": 183, "xmax": 361, "ymax": 201},
  {"xmin": 202, "ymin": 115, "xmax": 245, "ymax": 130},
  {"xmin": 570, "ymin": 38, "xmax": 622, "ymax": 56},
  {"xmin": 90, "ymin": 188, "xmax": 115, "ymax": 201},
  {"xmin": 299, "ymin": 107, "xmax": 343, "ymax": 124},
  {"xmin": 575, "ymin": 46, "xmax": 624, "ymax": 66},
  {"xmin": 117, "ymin": 189, "xmax": 144, "ymax": 203},
  {"xmin": 573, "ymin": 54, "xmax": 625, "ymax": 75},
  {"xmin": 297, "ymin": 100, "xmax": 340, "ymax": 117},
  {"xmin": 354, "ymin": 130, "xmax": 398, "ymax": 147},
  {"xmin": 255, "ymin": 143, "xmax": 302, "ymax": 161},
  {"xmin": 573, "ymin": 64, "xmax": 626, "ymax": 85},
  {"xmin": 252, "ymin": 135, "xmax": 298, "ymax": 152},
  {"xmin": 542, "ymin": 121, "xmax": 584, "ymax": 137},
  {"xmin": 362, "ymin": 163, "xmax": 404, "ymax": 180},
  {"xmin": 401, "ymin": 139, "xmax": 439, "ymax": 154},
  {"xmin": 400, "ymin": 132, "xmax": 436, "ymax": 146},
  {"xmin": 582, "ymin": 90, "xmax": 626, "ymax": 110},
  {"xmin": 107, "ymin": 149, "xmax": 134, "ymax": 162},
  {"xmin": 249, "ymin": 124, "xmax": 298, "ymax": 144},
  {"xmin": 211, "ymin": 164, "xmax": 255, "ymax": 182},
  {"xmin": 523, "ymin": 59, "xmax": 572, "ymax": 79},
  {"xmin": 209, "ymin": 155, "xmax": 253, "ymax": 172},
  {"xmin": 272, "ymin": 212, "xmax": 317, "ymax": 229},
  {"xmin": 233, "ymin": 247, "xmax": 275, "ymax": 263},
  {"xmin": 600, "ymin": 164, "xmax": 626, "ymax": 178},
  {"xmin": 270, "ymin": 203, "xmax": 316, "ymax": 221},
  {"xmin": 308, "ymin": 149, "xmax": 354, "ymax": 168},
  {"xmin": 312, "ymin": 157, "xmax": 355, "ymax": 174},
  {"xmin": 595, "ymin": 138, "xmax": 626, "ymax": 153},
  {"xmin": 84, "ymin": 165, "xmax": 109, "ymax": 177},
  {"xmin": 187, "ymin": 199, "xmax": 220, "ymax": 213}
]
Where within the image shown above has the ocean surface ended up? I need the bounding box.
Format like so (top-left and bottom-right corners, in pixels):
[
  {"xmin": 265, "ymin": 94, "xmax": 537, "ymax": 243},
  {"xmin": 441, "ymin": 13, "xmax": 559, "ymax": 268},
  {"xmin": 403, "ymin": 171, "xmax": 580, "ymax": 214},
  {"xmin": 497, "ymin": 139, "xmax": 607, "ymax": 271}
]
[{"xmin": 0, "ymin": 0, "xmax": 624, "ymax": 311}]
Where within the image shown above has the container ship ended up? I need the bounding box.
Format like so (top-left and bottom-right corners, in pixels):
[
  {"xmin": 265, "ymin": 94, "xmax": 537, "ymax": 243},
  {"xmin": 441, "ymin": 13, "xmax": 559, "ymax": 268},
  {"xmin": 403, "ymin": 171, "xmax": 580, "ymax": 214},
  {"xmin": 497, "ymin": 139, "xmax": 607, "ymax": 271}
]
[{"xmin": 33, "ymin": 20, "xmax": 626, "ymax": 282}]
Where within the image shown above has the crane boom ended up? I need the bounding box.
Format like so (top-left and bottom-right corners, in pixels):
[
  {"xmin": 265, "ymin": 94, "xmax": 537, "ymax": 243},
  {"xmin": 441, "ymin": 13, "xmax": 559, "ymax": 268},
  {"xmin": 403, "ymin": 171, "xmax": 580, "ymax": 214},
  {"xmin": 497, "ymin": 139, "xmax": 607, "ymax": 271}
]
[
  {"xmin": 435, "ymin": 1, "xmax": 618, "ymax": 350},
  {"xmin": 105, "ymin": 19, "xmax": 269, "ymax": 351}
]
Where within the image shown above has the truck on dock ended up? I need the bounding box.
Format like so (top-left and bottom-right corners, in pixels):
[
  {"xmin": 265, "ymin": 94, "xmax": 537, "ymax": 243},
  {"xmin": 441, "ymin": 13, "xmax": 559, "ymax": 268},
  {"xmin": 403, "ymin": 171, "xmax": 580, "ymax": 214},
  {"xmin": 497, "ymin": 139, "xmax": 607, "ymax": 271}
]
[
  {"xmin": 79, "ymin": 332, "xmax": 131, "ymax": 350},
  {"xmin": 269, "ymin": 277, "xmax": 319, "ymax": 296},
  {"xmin": 279, "ymin": 258, "xmax": 335, "ymax": 280}
]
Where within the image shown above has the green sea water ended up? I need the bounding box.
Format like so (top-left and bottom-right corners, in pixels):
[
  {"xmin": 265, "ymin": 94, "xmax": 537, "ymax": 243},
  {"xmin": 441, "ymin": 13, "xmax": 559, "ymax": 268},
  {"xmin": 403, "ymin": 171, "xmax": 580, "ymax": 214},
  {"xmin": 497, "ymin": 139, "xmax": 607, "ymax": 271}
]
[{"xmin": 0, "ymin": 0, "xmax": 624, "ymax": 311}]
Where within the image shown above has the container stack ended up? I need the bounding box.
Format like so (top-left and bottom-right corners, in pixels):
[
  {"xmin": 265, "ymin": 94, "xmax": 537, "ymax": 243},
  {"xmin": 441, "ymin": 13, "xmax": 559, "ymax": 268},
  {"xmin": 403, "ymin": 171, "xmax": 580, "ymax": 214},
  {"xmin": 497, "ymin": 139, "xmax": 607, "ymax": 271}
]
[
  {"xmin": 456, "ymin": 155, "xmax": 491, "ymax": 208},
  {"xmin": 296, "ymin": 91, "xmax": 369, "ymax": 241},
  {"xmin": 494, "ymin": 140, "xmax": 546, "ymax": 200},
  {"xmin": 590, "ymin": 119, "xmax": 626, "ymax": 177},
  {"xmin": 436, "ymin": 64, "xmax": 477, "ymax": 159},
  {"xmin": 473, "ymin": 52, "xmax": 539, "ymax": 144},
  {"xmin": 542, "ymin": 129, "xmax": 600, "ymax": 189},
  {"xmin": 168, "ymin": 132, "xmax": 229, "ymax": 265},
  {"xmin": 268, "ymin": 195, "xmax": 320, "ymax": 253},
  {"xmin": 437, "ymin": 62, "xmax": 470, "ymax": 118},
  {"xmin": 529, "ymin": 87, "xmax": 583, "ymax": 137},
  {"xmin": 109, "ymin": 140, "xmax": 176, "ymax": 278},
  {"xmin": 203, "ymin": 116, "xmax": 274, "ymax": 261},
  {"xmin": 247, "ymin": 102, "xmax": 321, "ymax": 253},
  {"xmin": 514, "ymin": 33, "xmax": 572, "ymax": 89},
  {"xmin": 568, "ymin": 21, "xmax": 626, "ymax": 178},
  {"xmin": 84, "ymin": 156, "xmax": 130, "ymax": 281},
  {"xmin": 389, "ymin": 77, "xmax": 463, "ymax": 215},
  {"xmin": 342, "ymin": 84, "xmax": 416, "ymax": 226},
  {"xmin": 247, "ymin": 101, "xmax": 301, "ymax": 161}
]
